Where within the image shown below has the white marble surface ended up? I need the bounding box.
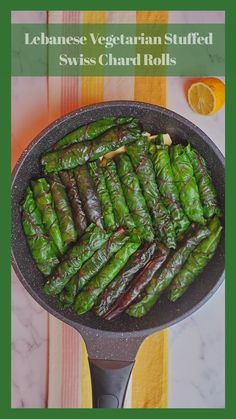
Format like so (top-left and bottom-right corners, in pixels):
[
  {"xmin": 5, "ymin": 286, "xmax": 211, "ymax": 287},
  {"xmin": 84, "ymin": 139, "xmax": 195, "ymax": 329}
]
[
  {"xmin": 12, "ymin": 10, "xmax": 225, "ymax": 408},
  {"xmin": 168, "ymin": 284, "xmax": 225, "ymax": 408},
  {"xmin": 12, "ymin": 270, "xmax": 48, "ymax": 408}
]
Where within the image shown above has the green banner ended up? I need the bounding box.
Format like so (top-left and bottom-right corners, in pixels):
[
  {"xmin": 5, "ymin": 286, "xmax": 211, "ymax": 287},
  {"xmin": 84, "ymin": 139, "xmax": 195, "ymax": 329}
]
[{"xmin": 12, "ymin": 24, "xmax": 225, "ymax": 76}]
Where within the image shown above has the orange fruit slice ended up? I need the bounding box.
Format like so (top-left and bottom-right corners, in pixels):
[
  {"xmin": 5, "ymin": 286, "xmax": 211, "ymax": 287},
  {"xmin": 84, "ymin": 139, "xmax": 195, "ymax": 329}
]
[{"xmin": 187, "ymin": 78, "xmax": 225, "ymax": 115}]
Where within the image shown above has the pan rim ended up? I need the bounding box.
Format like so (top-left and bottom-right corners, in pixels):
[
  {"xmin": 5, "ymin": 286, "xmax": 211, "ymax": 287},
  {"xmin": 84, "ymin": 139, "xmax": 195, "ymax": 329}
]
[{"xmin": 11, "ymin": 100, "xmax": 225, "ymax": 338}]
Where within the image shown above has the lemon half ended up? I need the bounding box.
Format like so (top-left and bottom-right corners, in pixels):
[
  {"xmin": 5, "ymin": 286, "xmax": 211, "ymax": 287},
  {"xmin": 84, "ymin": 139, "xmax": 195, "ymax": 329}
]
[{"xmin": 187, "ymin": 78, "xmax": 225, "ymax": 116}]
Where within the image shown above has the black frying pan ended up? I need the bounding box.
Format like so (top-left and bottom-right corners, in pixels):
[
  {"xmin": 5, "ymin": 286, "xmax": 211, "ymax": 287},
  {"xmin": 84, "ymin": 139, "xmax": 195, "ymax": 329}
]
[{"xmin": 12, "ymin": 101, "xmax": 225, "ymax": 408}]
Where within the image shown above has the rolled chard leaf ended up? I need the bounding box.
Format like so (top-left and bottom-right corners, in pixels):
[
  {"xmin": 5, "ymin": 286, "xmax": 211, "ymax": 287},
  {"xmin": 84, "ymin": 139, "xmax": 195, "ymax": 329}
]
[
  {"xmin": 115, "ymin": 153, "xmax": 154, "ymax": 242},
  {"xmin": 59, "ymin": 170, "xmax": 87, "ymax": 237},
  {"xmin": 48, "ymin": 173, "xmax": 77, "ymax": 246},
  {"xmin": 185, "ymin": 144, "xmax": 222, "ymax": 218},
  {"xmin": 44, "ymin": 224, "xmax": 110, "ymax": 295},
  {"xmin": 54, "ymin": 116, "xmax": 135, "ymax": 149},
  {"xmin": 74, "ymin": 165, "xmax": 104, "ymax": 229},
  {"xmin": 148, "ymin": 143, "xmax": 190, "ymax": 237},
  {"xmin": 170, "ymin": 144, "xmax": 205, "ymax": 225},
  {"xmin": 169, "ymin": 216, "xmax": 222, "ymax": 302},
  {"xmin": 127, "ymin": 224, "xmax": 210, "ymax": 318},
  {"xmin": 95, "ymin": 242, "xmax": 157, "ymax": 317},
  {"xmin": 74, "ymin": 239, "xmax": 140, "ymax": 314},
  {"xmin": 41, "ymin": 123, "xmax": 141, "ymax": 173},
  {"xmin": 103, "ymin": 159, "xmax": 135, "ymax": 232},
  {"xmin": 31, "ymin": 178, "xmax": 65, "ymax": 254},
  {"xmin": 126, "ymin": 137, "xmax": 176, "ymax": 248},
  {"xmin": 104, "ymin": 243, "xmax": 169, "ymax": 320},
  {"xmin": 21, "ymin": 187, "xmax": 59, "ymax": 276},
  {"xmin": 59, "ymin": 227, "xmax": 129, "ymax": 306},
  {"xmin": 89, "ymin": 161, "xmax": 117, "ymax": 231}
]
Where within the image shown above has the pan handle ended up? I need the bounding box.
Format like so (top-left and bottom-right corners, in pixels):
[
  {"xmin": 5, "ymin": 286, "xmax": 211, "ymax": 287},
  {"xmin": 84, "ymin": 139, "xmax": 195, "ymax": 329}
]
[{"xmin": 88, "ymin": 358, "xmax": 134, "ymax": 408}]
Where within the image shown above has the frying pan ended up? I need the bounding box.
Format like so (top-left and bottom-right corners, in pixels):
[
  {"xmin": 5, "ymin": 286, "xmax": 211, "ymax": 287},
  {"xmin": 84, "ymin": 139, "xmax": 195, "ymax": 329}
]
[{"xmin": 12, "ymin": 101, "xmax": 225, "ymax": 408}]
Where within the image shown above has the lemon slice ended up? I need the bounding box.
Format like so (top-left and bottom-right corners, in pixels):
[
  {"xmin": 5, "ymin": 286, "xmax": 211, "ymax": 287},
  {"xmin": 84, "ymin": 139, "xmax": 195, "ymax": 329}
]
[{"xmin": 187, "ymin": 78, "xmax": 225, "ymax": 116}]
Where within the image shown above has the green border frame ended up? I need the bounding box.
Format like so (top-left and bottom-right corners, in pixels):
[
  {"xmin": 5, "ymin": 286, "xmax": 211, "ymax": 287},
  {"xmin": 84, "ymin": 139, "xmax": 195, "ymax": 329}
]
[{"xmin": 0, "ymin": 0, "xmax": 233, "ymax": 417}]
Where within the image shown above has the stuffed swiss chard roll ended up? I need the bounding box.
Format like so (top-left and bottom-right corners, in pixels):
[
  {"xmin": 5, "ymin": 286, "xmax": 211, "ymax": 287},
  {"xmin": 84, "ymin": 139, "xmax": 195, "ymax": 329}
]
[
  {"xmin": 89, "ymin": 160, "xmax": 117, "ymax": 231},
  {"xmin": 103, "ymin": 159, "xmax": 135, "ymax": 232},
  {"xmin": 54, "ymin": 116, "xmax": 135, "ymax": 149},
  {"xmin": 21, "ymin": 187, "xmax": 59, "ymax": 276},
  {"xmin": 185, "ymin": 144, "xmax": 221, "ymax": 218},
  {"xmin": 59, "ymin": 170, "xmax": 87, "ymax": 237},
  {"xmin": 74, "ymin": 164, "xmax": 104, "ymax": 229},
  {"xmin": 149, "ymin": 143, "xmax": 190, "ymax": 237},
  {"xmin": 170, "ymin": 144, "xmax": 205, "ymax": 225},
  {"xmin": 115, "ymin": 153, "xmax": 154, "ymax": 242},
  {"xmin": 31, "ymin": 178, "xmax": 65, "ymax": 254},
  {"xmin": 48, "ymin": 173, "xmax": 77, "ymax": 247}
]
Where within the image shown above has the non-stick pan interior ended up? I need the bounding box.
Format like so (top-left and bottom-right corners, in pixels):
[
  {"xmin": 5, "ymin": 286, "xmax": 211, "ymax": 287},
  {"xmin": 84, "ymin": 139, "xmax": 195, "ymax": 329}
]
[{"xmin": 12, "ymin": 101, "xmax": 225, "ymax": 335}]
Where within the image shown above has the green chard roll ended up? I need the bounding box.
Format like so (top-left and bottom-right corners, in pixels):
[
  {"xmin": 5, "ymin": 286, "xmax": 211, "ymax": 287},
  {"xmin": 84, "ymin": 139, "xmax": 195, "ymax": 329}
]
[
  {"xmin": 44, "ymin": 224, "xmax": 110, "ymax": 295},
  {"xmin": 54, "ymin": 116, "xmax": 135, "ymax": 149},
  {"xmin": 185, "ymin": 144, "xmax": 221, "ymax": 218},
  {"xmin": 74, "ymin": 238, "xmax": 140, "ymax": 314},
  {"xmin": 103, "ymin": 159, "xmax": 135, "ymax": 232},
  {"xmin": 104, "ymin": 243, "xmax": 169, "ymax": 320},
  {"xmin": 94, "ymin": 241, "xmax": 157, "ymax": 317},
  {"xmin": 115, "ymin": 153, "xmax": 154, "ymax": 242},
  {"xmin": 31, "ymin": 178, "xmax": 65, "ymax": 254},
  {"xmin": 59, "ymin": 227, "xmax": 129, "ymax": 306},
  {"xmin": 48, "ymin": 173, "xmax": 77, "ymax": 246},
  {"xmin": 74, "ymin": 164, "xmax": 104, "ymax": 229},
  {"xmin": 127, "ymin": 224, "xmax": 210, "ymax": 318},
  {"xmin": 89, "ymin": 160, "xmax": 117, "ymax": 231},
  {"xmin": 169, "ymin": 216, "xmax": 222, "ymax": 301},
  {"xmin": 41, "ymin": 122, "xmax": 141, "ymax": 173},
  {"xmin": 21, "ymin": 187, "xmax": 59, "ymax": 276},
  {"xmin": 127, "ymin": 137, "xmax": 176, "ymax": 248},
  {"xmin": 170, "ymin": 144, "xmax": 205, "ymax": 225},
  {"xmin": 59, "ymin": 170, "xmax": 87, "ymax": 237},
  {"xmin": 148, "ymin": 143, "xmax": 190, "ymax": 236}
]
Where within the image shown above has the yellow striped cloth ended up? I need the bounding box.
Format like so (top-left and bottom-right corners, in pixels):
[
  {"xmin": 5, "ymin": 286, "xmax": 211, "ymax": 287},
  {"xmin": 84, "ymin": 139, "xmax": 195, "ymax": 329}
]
[{"xmin": 47, "ymin": 10, "xmax": 168, "ymax": 409}]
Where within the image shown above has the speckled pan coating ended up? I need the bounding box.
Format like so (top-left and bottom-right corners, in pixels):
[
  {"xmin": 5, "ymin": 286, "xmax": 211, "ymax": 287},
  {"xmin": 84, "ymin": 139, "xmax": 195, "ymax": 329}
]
[{"xmin": 12, "ymin": 101, "xmax": 224, "ymax": 361}]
